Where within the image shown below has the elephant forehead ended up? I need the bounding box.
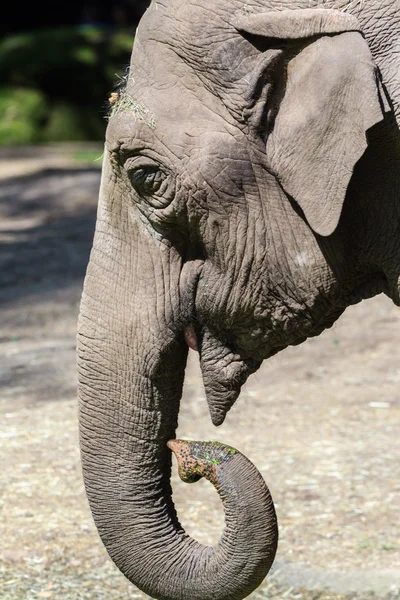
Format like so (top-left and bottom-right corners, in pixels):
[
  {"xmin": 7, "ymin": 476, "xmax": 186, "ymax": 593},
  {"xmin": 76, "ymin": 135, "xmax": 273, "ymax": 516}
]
[
  {"xmin": 139, "ymin": 0, "xmax": 239, "ymax": 42},
  {"xmin": 127, "ymin": 43, "xmax": 200, "ymax": 118},
  {"xmin": 128, "ymin": 24, "xmax": 238, "ymax": 118},
  {"xmin": 138, "ymin": 0, "xmax": 361, "ymax": 43},
  {"xmin": 135, "ymin": 1, "xmax": 256, "ymax": 82},
  {"xmin": 106, "ymin": 80, "xmax": 233, "ymax": 160},
  {"xmin": 106, "ymin": 34, "xmax": 238, "ymax": 152}
]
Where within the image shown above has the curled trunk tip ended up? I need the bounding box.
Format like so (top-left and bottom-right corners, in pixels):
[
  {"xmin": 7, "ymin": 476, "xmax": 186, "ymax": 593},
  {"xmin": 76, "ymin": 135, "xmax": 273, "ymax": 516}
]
[
  {"xmin": 168, "ymin": 439, "xmax": 237, "ymax": 483},
  {"xmin": 167, "ymin": 438, "xmax": 279, "ymax": 599}
]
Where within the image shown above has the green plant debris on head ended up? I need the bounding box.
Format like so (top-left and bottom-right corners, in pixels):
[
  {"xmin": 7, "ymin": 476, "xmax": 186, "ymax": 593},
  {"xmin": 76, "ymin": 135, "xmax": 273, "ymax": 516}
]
[{"xmin": 108, "ymin": 91, "xmax": 156, "ymax": 129}]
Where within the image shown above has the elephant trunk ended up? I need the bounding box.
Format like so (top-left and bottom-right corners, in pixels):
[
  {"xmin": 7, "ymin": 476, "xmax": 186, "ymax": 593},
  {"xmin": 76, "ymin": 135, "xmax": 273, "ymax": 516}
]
[
  {"xmin": 77, "ymin": 156, "xmax": 277, "ymax": 600},
  {"xmin": 79, "ymin": 328, "xmax": 277, "ymax": 600},
  {"xmin": 78, "ymin": 313, "xmax": 277, "ymax": 599},
  {"xmin": 168, "ymin": 439, "xmax": 278, "ymax": 599}
]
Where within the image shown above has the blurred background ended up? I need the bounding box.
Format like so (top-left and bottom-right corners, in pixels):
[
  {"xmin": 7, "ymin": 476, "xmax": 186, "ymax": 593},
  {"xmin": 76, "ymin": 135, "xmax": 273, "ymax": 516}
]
[
  {"xmin": 1, "ymin": 2, "xmax": 400, "ymax": 600},
  {"xmin": 2, "ymin": 0, "xmax": 150, "ymax": 145}
]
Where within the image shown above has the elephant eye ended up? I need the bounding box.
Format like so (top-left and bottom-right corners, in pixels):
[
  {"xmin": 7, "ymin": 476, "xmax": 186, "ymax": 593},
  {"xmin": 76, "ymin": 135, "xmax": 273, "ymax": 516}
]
[
  {"xmin": 124, "ymin": 157, "xmax": 174, "ymax": 210},
  {"xmin": 129, "ymin": 167, "xmax": 166, "ymax": 199}
]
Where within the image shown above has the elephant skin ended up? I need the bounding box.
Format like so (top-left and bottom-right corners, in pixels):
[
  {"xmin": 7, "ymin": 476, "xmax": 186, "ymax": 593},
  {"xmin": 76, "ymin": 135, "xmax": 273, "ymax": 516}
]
[{"xmin": 77, "ymin": 1, "xmax": 400, "ymax": 599}]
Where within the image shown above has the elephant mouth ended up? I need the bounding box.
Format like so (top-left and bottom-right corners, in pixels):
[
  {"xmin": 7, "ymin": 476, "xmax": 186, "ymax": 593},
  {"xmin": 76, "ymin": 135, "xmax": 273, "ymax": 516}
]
[
  {"xmin": 183, "ymin": 323, "xmax": 199, "ymax": 351},
  {"xmin": 183, "ymin": 322, "xmax": 261, "ymax": 425}
]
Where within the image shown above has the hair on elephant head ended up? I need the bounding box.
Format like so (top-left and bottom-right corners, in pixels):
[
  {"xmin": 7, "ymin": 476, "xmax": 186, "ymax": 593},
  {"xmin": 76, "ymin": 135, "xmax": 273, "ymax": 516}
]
[{"xmin": 77, "ymin": 1, "xmax": 400, "ymax": 599}]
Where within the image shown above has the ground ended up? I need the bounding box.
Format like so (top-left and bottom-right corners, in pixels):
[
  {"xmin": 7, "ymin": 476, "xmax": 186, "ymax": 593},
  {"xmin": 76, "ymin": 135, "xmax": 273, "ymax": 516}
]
[{"xmin": 0, "ymin": 146, "xmax": 399, "ymax": 600}]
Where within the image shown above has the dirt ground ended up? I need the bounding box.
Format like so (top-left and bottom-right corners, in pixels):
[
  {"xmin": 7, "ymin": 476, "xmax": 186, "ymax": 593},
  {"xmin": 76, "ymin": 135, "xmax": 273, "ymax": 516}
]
[{"xmin": 0, "ymin": 146, "xmax": 399, "ymax": 600}]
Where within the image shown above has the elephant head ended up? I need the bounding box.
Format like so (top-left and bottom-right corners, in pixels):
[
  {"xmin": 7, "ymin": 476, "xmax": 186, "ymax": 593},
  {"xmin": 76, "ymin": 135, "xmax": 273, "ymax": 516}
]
[{"xmin": 77, "ymin": 2, "xmax": 399, "ymax": 599}]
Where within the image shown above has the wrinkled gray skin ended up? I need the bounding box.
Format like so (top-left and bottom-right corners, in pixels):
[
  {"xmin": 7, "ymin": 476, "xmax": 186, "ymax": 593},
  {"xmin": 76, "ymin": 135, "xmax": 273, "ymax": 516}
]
[{"xmin": 77, "ymin": 1, "xmax": 400, "ymax": 599}]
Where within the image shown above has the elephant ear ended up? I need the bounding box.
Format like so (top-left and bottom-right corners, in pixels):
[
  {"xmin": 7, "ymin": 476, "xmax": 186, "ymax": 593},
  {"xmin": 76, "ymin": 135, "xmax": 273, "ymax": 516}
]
[{"xmin": 234, "ymin": 9, "xmax": 391, "ymax": 236}]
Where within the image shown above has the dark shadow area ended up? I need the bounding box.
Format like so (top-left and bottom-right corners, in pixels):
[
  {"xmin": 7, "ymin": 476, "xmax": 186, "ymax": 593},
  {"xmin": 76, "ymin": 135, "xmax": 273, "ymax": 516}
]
[
  {"xmin": 0, "ymin": 166, "xmax": 100, "ymax": 304},
  {"xmin": 316, "ymin": 110, "xmax": 400, "ymax": 304},
  {"xmin": 4, "ymin": 0, "xmax": 151, "ymax": 34},
  {"xmin": 1, "ymin": 2, "xmax": 151, "ymax": 144}
]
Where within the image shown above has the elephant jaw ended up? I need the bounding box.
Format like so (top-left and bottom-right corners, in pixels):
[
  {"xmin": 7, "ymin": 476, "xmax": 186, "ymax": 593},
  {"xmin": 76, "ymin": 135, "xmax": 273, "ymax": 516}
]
[{"xmin": 184, "ymin": 324, "xmax": 261, "ymax": 426}]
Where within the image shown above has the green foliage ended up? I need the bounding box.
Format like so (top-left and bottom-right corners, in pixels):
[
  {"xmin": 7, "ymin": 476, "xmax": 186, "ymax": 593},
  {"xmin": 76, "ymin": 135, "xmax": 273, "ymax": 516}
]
[
  {"xmin": 72, "ymin": 149, "xmax": 104, "ymax": 163},
  {"xmin": 0, "ymin": 87, "xmax": 47, "ymax": 144},
  {"xmin": 42, "ymin": 103, "xmax": 88, "ymax": 142},
  {"xmin": 0, "ymin": 27, "xmax": 134, "ymax": 144}
]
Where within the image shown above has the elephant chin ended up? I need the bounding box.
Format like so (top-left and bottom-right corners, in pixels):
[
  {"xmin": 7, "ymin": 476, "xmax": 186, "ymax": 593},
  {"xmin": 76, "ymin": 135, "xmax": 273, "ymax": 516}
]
[{"xmin": 197, "ymin": 326, "xmax": 262, "ymax": 425}]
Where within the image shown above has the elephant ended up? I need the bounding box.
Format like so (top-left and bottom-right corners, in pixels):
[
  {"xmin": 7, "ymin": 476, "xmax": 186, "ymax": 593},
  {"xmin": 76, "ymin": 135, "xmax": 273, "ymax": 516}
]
[{"xmin": 77, "ymin": 1, "xmax": 400, "ymax": 599}]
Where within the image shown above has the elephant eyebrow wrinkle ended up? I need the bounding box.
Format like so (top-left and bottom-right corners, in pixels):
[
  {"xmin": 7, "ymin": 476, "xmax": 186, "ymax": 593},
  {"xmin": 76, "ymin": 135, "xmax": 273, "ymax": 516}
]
[
  {"xmin": 107, "ymin": 68, "xmax": 157, "ymax": 129},
  {"xmin": 108, "ymin": 90, "xmax": 157, "ymax": 130}
]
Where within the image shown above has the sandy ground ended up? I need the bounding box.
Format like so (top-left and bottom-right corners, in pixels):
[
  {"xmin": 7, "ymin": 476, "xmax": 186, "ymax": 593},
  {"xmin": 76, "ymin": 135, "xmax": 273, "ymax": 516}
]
[{"xmin": 0, "ymin": 146, "xmax": 399, "ymax": 600}]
